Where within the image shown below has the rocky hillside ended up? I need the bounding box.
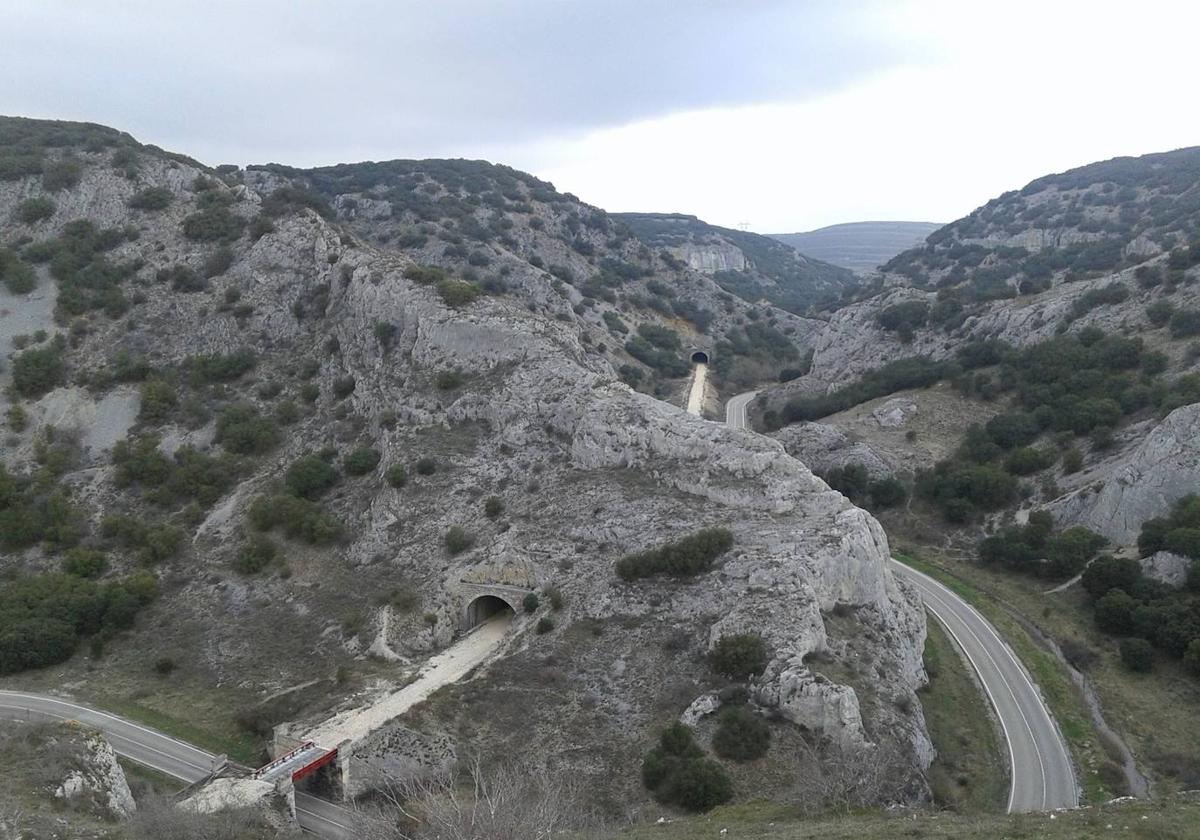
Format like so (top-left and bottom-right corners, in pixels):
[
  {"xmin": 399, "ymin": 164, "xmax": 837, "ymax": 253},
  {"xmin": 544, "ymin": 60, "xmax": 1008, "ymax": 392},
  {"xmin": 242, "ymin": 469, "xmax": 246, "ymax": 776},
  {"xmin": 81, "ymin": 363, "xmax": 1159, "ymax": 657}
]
[
  {"xmin": 614, "ymin": 212, "xmax": 858, "ymax": 314},
  {"xmin": 0, "ymin": 117, "xmax": 930, "ymax": 819},
  {"xmin": 769, "ymin": 221, "xmax": 942, "ymax": 274}
]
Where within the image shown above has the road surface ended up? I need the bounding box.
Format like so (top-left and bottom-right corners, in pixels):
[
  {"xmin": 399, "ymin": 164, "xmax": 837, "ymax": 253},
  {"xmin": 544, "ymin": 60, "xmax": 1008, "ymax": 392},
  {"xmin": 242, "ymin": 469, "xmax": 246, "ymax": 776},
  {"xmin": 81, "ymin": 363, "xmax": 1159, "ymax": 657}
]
[
  {"xmin": 724, "ymin": 391, "xmax": 1077, "ymax": 812},
  {"xmin": 724, "ymin": 388, "xmax": 757, "ymax": 429},
  {"xmin": 0, "ymin": 690, "xmax": 354, "ymax": 837}
]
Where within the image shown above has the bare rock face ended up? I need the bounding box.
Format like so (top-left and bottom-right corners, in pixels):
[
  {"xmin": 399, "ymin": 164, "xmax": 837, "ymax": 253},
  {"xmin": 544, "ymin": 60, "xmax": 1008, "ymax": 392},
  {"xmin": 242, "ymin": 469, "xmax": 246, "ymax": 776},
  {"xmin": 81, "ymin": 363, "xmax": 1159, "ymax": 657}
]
[
  {"xmin": 1139, "ymin": 551, "xmax": 1192, "ymax": 588},
  {"xmin": 871, "ymin": 397, "xmax": 918, "ymax": 428},
  {"xmin": 52, "ymin": 728, "xmax": 136, "ymax": 820},
  {"xmin": 1048, "ymin": 403, "xmax": 1200, "ymax": 544},
  {"xmin": 670, "ymin": 241, "xmax": 746, "ymax": 273},
  {"xmin": 756, "ymin": 656, "xmax": 866, "ymax": 748}
]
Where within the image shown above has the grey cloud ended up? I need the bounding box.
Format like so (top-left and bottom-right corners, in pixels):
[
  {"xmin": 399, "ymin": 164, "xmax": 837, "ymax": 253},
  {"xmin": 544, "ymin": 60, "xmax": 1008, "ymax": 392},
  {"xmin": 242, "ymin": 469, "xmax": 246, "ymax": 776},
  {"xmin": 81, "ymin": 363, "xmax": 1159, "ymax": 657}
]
[{"xmin": 1, "ymin": 0, "xmax": 906, "ymax": 165}]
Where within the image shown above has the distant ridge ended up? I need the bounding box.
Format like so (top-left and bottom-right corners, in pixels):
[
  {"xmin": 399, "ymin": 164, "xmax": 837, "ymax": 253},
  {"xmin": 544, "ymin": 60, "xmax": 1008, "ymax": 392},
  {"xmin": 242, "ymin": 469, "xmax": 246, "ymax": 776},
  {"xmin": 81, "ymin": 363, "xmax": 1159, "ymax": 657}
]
[{"xmin": 770, "ymin": 221, "xmax": 942, "ymax": 274}]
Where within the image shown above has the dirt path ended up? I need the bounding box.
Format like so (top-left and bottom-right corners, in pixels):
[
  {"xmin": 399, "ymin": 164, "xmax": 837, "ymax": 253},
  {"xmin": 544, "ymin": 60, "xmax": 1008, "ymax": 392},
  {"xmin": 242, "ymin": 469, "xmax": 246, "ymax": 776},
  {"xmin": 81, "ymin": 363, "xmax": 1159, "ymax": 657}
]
[
  {"xmin": 686, "ymin": 362, "xmax": 707, "ymax": 415},
  {"xmin": 305, "ymin": 614, "xmax": 511, "ymax": 747}
]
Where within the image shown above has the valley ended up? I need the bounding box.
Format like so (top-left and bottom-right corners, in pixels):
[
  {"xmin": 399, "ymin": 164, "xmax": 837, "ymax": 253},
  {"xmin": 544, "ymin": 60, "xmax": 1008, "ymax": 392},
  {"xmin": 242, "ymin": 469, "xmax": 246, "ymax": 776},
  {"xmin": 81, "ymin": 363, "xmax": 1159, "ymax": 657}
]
[{"xmin": 0, "ymin": 115, "xmax": 1198, "ymax": 839}]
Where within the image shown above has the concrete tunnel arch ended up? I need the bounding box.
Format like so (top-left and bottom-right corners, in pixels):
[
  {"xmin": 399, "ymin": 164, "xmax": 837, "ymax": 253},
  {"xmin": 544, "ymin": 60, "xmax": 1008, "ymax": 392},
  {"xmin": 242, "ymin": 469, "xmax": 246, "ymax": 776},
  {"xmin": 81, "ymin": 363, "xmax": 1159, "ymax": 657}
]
[
  {"xmin": 690, "ymin": 350, "xmax": 710, "ymax": 364},
  {"xmin": 461, "ymin": 594, "xmax": 517, "ymax": 631}
]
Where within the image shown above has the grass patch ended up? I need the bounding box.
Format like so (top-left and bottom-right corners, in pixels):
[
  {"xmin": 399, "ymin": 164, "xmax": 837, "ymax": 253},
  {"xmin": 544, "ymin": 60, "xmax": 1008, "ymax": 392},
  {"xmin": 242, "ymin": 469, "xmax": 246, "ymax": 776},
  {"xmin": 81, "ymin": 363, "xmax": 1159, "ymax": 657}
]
[
  {"xmin": 595, "ymin": 793, "xmax": 1200, "ymax": 840},
  {"xmin": 83, "ymin": 692, "xmax": 260, "ymax": 765}
]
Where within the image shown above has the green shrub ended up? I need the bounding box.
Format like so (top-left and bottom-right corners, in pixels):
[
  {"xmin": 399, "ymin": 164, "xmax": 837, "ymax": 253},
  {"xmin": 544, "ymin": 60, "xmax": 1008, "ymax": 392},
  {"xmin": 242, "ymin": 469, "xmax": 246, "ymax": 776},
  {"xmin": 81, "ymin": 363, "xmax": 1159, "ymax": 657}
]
[
  {"xmin": 415, "ymin": 457, "xmax": 437, "ymax": 476},
  {"xmin": 1062, "ymin": 448, "xmax": 1084, "ymax": 474},
  {"xmin": 203, "ymin": 246, "xmax": 234, "ymax": 278},
  {"xmin": 0, "ymin": 571, "xmax": 156, "ymax": 675},
  {"xmin": 186, "ymin": 349, "xmax": 255, "ymax": 383},
  {"xmin": 435, "ymin": 369, "xmax": 464, "ymax": 390},
  {"xmin": 343, "ymin": 447, "xmax": 381, "ymax": 476},
  {"xmin": 436, "ymin": 278, "xmax": 483, "ymax": 307},
  {"xmin": 1093, "ymin": 589, "xmax": 1137, "ymax": 635},
  {"xmin": 624, "ymin": 336, "xmax": 689, "ymax": 378},
  {"xmin": 641, "ymin": 723, "xmax": 731, "ymax": 812},
  {"xmin": 216, "ymin": 404, "xmax": 280, "ymax": 455},
  {"xmin": 522, "ymin": 592, "xmax": 540, "ymax": 613},
  {"xmin": 275, "ymin": 400, "xmax": 300, "ymax": 425},
  {"xmin": 374, "ymin": 321, "xmax": 397, "ymax": 349},
  {"xmin": 444, "ymin": 526, "xmax": 474, "ymax": 555},
  {"xmin": 536, "ymin": 616, "xmax": 555, "ymax": 634},
  {"xmin": 128, "ymin": 186, "xmax": 172, "ymax": 211},
  {"xmin": 876, "ymin": 300, "xmax": 929, "ymax": 341},
  {"xmin": 62, "ymin": 548, "xmax": 107, "ymax": 579},
  {"xmin": 162, "ymin": 264, "xmax": 206, "ymax": 293},
  {"xmin": 1119, "ymin": 637, "xmax": 1155, "ymax": 672},
  {"xmin": 234, "ymin": 534, "xmax": 278, "ymax": 574},
  {"xmin": 403, "ymin": 264, "xmax": 448, "ymax": 285},
  {"xmin": 285, "ymin": 455, "xmax": 339, "ymax": 499},
  {"xmin": 781, "ymin": 357, "xmax": 956, "ymax": 424},
  {"xmin": 299, "ymin": 382, "xmax": 320, "ymax": 403},
  {"xmin": 1081, "ymin": 555, "xmax": 1143, "ymax": 598},
  {"xmin": 138, "ymin": 379, "xmax": 177, "ymax": 424},
  {"xmin": 385, "ymin": 464, "xmax": 407, "ymax": 488},
  {"xmin": 247, "ymin": 493, "xmax": 342, "ymax": 544},
  {"xmin": 0, "ymin": 248, "xmax": 36, "ymax": 294},
  {"xmin": 12, "ymin": 338, "xmax": 66, "ymax": 397},
  {"xmin": 182, "ymin": 204, "xmax": 245, "ymax": 242},
  {"xmin": 616, "ymin": 527, "xmax": 734, "ymax": 581},
  {"xmin": 484, "ymin": 496, "xmax": 503, "ymax": 518},
  {"xmin": 712, "ymin": 705, "xmax": 770, "ymax": 761},
  {"xmin": 709, "ymin": 632, "xmax": 768, "ymax": 681},
  {"xmin": 99, "ymin": 515, "xmax": 183, "ymax": 565},
  {"xmin": 7, "ymin": 404, "xmax": 28, "ymax": 432},
  {"xmin": 16, "ymin": 197, "xmax": 55, "ymax": 223},
  {"xmin": 1004, "ymin": 446, "xmax": 1056, "ymax": 476},
  {"xmin": 1170, "ymin": 309, "xmax": 1200, "ymax": 338},
  {"xmin": 1146, "ymin": 300, "xmax": 1176, "ymax": 327},
  {"xmin": 332, "ymin": 376, "xmax": 356, "ymax": 399},
  {"xmin": 42, "ymin": 158, "xmax": 82, "ymax": 191}
]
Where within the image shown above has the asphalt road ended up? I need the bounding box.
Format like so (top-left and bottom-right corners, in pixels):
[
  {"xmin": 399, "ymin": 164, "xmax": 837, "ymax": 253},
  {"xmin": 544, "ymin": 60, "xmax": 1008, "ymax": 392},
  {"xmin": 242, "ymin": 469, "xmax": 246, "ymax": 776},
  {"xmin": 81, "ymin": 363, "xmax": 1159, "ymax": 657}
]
[
  {"xmin": 724, "ymin": 391, "xmax": 1078, "ymax": 812},
  {"xmin": 0, "ymin": 690, "xmax": 354, "ymax": 837},
  {"xmin": 724, "ymin": 388, "xmax": 757, "ymax": 429}
]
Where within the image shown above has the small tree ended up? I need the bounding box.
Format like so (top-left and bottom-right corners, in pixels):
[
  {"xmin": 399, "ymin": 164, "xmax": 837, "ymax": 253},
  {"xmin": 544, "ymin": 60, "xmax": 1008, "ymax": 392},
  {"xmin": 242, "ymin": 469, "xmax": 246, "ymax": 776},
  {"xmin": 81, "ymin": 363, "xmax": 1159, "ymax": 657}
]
[
  {"xmin": 445, "ymin": 526, "xmax": 474, "ymax": 555},
  {"xmin": 710, "ymin": 633, "xmax": 768, "ymax": 681},
  {"xmin": 484, "ymin": 496, "xmax": 504, "ymax": 518},
  {"xmin": 285, "ymin": 455, "xmax": 338, "ymax": 499},
  {"xmin": 343, "ymin": 447, "xmax": 381, "ymax": 476},
  {"xmin": 712, "ymin": 704, "xmax": 770, "ymax": 761},
  {"xmin": 1118, "ymin": 638, "xmax": 1154, "ymax": 673},
  {"xmin": 522, "ymin": 592, "xmax": 540, "ymax": 613},
  {"xmin": 385, "ymin": 464, "xmax": 407, "ymax": 488}
]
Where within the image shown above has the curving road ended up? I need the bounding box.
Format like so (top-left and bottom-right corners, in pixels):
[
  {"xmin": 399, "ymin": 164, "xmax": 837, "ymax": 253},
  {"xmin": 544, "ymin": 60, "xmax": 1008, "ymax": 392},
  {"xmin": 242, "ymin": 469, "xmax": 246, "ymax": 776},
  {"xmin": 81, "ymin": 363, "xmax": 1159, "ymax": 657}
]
[
  {"xmin": 724, "ymin": 391, "xmax": 1077, "ymax": 812},
  {"xmin": 0, "ymin": 690, "xmax": 354, "ymax": 837}
]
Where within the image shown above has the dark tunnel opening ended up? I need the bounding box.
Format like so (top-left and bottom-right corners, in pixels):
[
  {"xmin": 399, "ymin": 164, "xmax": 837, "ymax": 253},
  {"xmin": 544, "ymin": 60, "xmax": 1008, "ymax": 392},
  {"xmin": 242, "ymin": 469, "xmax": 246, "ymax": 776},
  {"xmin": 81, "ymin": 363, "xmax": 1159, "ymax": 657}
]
[
  {"xmin": 690, "ymin": 351, "xmax": 710, "ymax": 364},
  {"xmin": 462, "ymin": 594, "xmax": 515, "ymax": 631}
]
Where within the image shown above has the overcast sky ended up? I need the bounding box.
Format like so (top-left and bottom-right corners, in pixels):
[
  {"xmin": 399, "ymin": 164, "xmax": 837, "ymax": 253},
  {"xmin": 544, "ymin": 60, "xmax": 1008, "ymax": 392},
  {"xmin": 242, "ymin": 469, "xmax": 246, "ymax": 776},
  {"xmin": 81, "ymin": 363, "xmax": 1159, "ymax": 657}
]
[{"xmin": 3, "ymin": 0, "xmax": 1197, "ymax": 231}]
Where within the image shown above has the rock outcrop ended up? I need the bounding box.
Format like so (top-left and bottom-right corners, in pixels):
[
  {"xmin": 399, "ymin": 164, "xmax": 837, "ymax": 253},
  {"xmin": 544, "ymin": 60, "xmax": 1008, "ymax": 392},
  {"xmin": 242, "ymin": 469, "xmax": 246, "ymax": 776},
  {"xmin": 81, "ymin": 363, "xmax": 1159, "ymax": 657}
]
[{"xmin": 1048, "ymin": 403, "xmax": 1200, "ymax": 544}]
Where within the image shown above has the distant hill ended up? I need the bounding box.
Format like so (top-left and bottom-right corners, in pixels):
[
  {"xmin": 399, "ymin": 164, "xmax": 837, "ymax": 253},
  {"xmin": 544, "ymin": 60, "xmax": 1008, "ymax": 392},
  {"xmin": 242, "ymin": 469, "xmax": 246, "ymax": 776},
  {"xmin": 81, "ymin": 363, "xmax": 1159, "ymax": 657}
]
[
  {"xmin": 770, "ymin": 222, "xmax": 942, "ymax": 274},
  {"xmin": 614, "ymin": 212, "xmax": 856, "ymax": 314}
]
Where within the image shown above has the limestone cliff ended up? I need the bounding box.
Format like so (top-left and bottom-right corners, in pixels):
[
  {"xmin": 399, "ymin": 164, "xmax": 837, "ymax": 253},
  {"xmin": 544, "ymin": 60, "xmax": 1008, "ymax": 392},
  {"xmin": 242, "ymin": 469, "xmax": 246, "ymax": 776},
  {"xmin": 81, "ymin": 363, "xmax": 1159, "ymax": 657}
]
[{"xmin": 0, "ymin": 117, "xmax": 930, "ymax": 815}]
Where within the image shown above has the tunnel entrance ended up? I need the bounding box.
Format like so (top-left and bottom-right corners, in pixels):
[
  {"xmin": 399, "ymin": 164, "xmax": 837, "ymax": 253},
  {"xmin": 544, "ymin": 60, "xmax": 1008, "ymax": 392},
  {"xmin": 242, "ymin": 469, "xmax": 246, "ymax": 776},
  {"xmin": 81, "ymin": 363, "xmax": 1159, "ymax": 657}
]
[
  {"xmin": 690, "ymin": 350, "xmax": 709, "ymax": 364},
  {"xmin": 462, "ymin": 595, "xmax": 515, "ymax": 632}
]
